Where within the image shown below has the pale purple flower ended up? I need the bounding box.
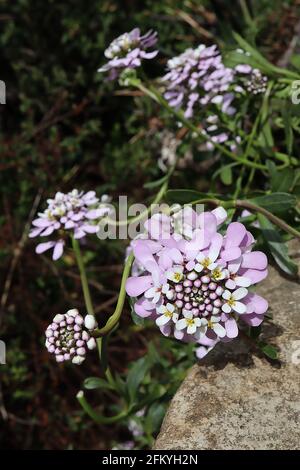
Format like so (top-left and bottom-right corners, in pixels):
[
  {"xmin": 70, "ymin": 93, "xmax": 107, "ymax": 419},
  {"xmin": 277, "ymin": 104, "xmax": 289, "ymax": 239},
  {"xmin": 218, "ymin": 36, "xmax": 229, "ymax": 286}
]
[
  {"xmin": 162, "ymin": 44, "xmax": 235, "ymax": 119},
  {"xmin": 30, "ymin": 189, "xmax": 112, "ymax": 260},
  {"xmin": 45, "ymin": 309, "xmax": 97, "ymax": 364},
  {"xmin": 234, "ymin": 50, "xmax": 268, "ymax": 95},
  {"xmin": 126, "ymin": 208, "xmax": 268, "ymax": 359},
  {"xmin": 98, "ymin": 28, "xmax": 158, "ymax": 80}
]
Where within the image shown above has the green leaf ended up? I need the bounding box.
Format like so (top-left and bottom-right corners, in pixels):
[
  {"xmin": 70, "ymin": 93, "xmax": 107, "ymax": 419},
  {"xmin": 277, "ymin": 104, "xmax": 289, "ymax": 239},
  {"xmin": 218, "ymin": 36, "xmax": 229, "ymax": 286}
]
[
  {"xmin": 126, "ymin": 356, "xmax": 152, "ymax": 404},
  {"xmin": 290, "ymin": 54, "xmax": 300, "ymax": 71},
  {"xmin": 144, "ymin": 403, "xmax": 166, "ymax": 436},
  {"xmin": 84, "ymin": 377, "xmax": 114, "ymax": 390},
  {"xmin": 257, "ymin": 214, "xmax": 298, "ymax": 276},
  {"xmin": 220, "ymin": 165, "xmax": 233, "ymax": 185},
  {"xmin": 258, "ymin": 120, "xmax": 274, "ymax": 148},
  {"xmin": 266, "ymin": 161, "xmax": 294, "ymax": 193},
  {"xmin": 259, "ymin": 342, "xmax": 278, "ymax": 360},
  {"xmin": 165, "ymin": 189, "xmax": 217, "ymax": 205},
  {"xmin": 249, "ymin": 192, "xmax": 296, "ymax": 213},
  {"xmin": 281, "ymin": 105, "xmax": 294, "ymax": 155},
  {"xmin": 224, "ymin": 50, "xmax": 269, "ymax": 73},
  {"xmin": 232, "ymin": 33, "xmax": 276, "ymax": 73},
  {"xmin": 143, "ymin": 174, "xmax": 168, "ymax": 189}
]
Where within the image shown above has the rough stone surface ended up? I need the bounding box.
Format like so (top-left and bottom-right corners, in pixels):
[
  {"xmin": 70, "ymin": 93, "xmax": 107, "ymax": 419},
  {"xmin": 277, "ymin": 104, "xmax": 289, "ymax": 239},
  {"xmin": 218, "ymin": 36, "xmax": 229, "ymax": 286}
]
[{"xmin": 154, "ymin": 242, "xmax": 300, "ymax": 450}]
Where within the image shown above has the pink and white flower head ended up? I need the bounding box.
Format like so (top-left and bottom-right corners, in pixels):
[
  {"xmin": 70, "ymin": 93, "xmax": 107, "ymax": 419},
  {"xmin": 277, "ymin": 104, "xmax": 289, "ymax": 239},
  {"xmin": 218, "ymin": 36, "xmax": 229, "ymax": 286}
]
[
  {"xmin": 126, "ymin": 206, "xmax": 268, "ymax": 359},
  {"xmin": 45, "ymin": 309, "xmax": 97, "ymax": 365},
  {"xmin": 162, "ymin": 44, "xmax": 235, "ymax": 119},
  {"xmin": 30, "ymin": 190, "xmax": 112, "ymax": 260},
  {"xmin": 98, "ymin": 28, "xmax": 158, "ymax": 80}
]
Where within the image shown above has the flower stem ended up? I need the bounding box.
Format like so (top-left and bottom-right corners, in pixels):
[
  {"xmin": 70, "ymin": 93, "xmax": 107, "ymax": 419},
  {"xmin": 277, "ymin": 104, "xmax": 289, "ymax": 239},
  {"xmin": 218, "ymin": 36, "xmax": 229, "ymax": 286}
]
[
  {"xmin": 77, "ymin": 391, "xmax": 127, "ymax": 424},
  {"xmin": 93, "ymin": 252, "xmax": 134, "ymax": 337},
  {"xmin": 72, "ymin": 237, "xmax": 94, "ymax": 316},
  {"xmin": 131, "ymin": 78, "xmax": 267, "ymax": 171},
  {"xmin": 103, "ymin": 179, "xmax": 168, "ymax": 228},
  {"xmin": 235, "ymin": 200, "xmax": 300, "ymax": 240}
]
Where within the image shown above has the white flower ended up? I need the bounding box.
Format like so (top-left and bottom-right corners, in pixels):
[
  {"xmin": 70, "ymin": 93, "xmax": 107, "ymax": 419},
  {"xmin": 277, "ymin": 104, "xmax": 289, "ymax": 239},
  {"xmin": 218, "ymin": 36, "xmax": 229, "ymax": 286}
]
[
  {"xmin": 194, "ymin": 236, "xmax": 222, "ymax": 273},
  {"xmin": 206, "ymin": 315, "xmax": 226, "ymax": 338},
  {"xmin": 222, "ymin": 288, "xmax": 248, "ymax": 314},
  {"xmin": 211, "ymin": 265, "xmax": 226, "ymax": 281},
  {"xmin": 87, "ymin": 337, "xmax": 97, "ymax": 350},
  {"xmin": 72, "ymin": 356, "xmax": 85, "ymax": 365},
  {"xmin": 176, "ymin": 310, "xmax": 206, "ymax": 336},
  {"xmin": 224, "ymin": 260, "xmax": 251, "ymax": 289},
  {"xmin": 166, "ymin": 266, "xmax": 184, "ymax": 283},
  {"xmin": 156, "ymin": 303, "xmax": 178, "ymax": 326},
  {"xmin": 144, "ymin": 283, "xmax": 170, "ymax": 304},
  {"xmin": 84, "ymin": 314, "xmax": 98, "ymax": 330}
]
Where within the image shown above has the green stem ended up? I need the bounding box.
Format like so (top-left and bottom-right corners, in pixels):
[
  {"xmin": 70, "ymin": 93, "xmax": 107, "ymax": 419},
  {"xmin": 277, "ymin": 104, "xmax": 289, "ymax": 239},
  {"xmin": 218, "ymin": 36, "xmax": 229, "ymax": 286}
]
[
  {"xmin": 72, "ymin": 237, "xmax": 94, "ymax": 316},
  {"xmin": 103, "ymin": 151, "xmax": 180, "ymax": 228},
  {"xmin": 97, "ymin": 336, "xmax": 115, "ymax": 387},
  {"xmin": 244, "ymin": 81, "xmax": 273, "ymax": 192},
  {"xmin": 93, "ymin": 252, "xmax": 134, "ymax": 337},
  {"xmin": 103, "ymin": 179, "xmax": 168, "ymax": 228},
  {"xmin": 132, "ymin": 79, "xmax": 267, "ymax": 171},
  {"xmin": 235, "ymin": 200, "xmax": 300, "ymax": 239},
  {"xmin": 77, "ymin": 391, "xmax": 127, "ymax": 424},
  {"xmin": 239, "ymin": 0, "xmax": 256, "ymax": 39},
  {"xmin": 190, "ymin": 198, "xmax": 300, "ymax": 240}
]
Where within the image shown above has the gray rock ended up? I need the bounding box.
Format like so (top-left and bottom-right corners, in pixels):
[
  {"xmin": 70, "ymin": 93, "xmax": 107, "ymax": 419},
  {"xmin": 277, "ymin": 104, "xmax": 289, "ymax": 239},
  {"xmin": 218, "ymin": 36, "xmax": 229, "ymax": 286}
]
[{"xmin": 154, "ymin": 243, "xmax": 300, "ymax": 450}]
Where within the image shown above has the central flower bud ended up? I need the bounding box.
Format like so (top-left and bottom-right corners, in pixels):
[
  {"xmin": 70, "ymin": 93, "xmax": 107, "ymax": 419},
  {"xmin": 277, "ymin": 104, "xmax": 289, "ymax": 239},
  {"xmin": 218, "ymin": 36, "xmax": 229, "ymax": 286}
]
[{"xmin": 163, "ymin": 264, "xmax": 225, "ymax": 319}]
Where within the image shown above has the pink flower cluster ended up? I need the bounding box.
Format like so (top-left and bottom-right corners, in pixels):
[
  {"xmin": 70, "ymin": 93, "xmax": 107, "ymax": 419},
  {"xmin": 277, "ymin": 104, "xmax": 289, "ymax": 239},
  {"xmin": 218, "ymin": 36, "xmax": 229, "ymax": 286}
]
[
  {"xmin": 126, "ymin": 207, "xmax": 268, "ymax": 359},
  {"xmin": 98, "ymin": 28, "xmax": 158, "ymax": 80},
  {"xmin": 30, "ymin": 189, "xmax": 112, "ymax": 260}
]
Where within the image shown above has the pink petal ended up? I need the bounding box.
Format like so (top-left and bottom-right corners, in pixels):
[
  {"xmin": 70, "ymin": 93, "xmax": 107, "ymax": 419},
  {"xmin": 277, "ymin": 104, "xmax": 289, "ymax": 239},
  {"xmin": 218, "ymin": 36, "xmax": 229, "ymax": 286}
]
[
  {"xmin": 211, "ymin": 207, "xmax": 227, "ymax": 225},
  {"xmin": 242, "ymin": 313, "xmax": 264, "ymax": 327},
  {"xmin": 225, "ymin": 222, "xmax": 246, "ymax": 248},
  {"xmin": 134, "ymin": 298, "xmax": 155, "ymax": 318},
  {"xmin": 225, "ymin": 317, "xmax": 239, "ymax": 338},
  {"xmin": 221, "ymin": 247, "xmax": 242, "ymax": 261},
  {"xmin": 240, "ymin": 268, "xmax": 268, "ymax": 284},
  {"xmin": 35, "ymin": 241, "xmax": 55, "ymax": 254},
  {"xmin": 241, "ymin": 251, "xmax": 268, "ymax": 270},
  {"xmin": 52, "ymin": 240, "xmax": 64, "ymax": 260},
  {"xmin": 126, "ymin": 275, "xmax": 153, "ymax": 297}
]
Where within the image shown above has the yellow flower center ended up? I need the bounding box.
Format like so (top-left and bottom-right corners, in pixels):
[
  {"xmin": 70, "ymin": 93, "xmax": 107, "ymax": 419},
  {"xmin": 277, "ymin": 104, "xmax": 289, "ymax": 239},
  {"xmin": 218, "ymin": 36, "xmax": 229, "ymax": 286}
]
[
  {"xmin": 201, "ymin": 258, "xmax": 211, "ymax": 269},
  {"xmin": 212, "ymin": 267, "xmax": 222, "ymax": 280},
  {"xmin": 165, "ymin": 310, "xmax": 173, "ymax": 318},
  {"xmin": 173, "ymin": 272, "xmax": 183, "ymax": 282},
  {"xmin": 186, "ymin": 318, "xmax": 195, "ymax": 326},
  {"xmin": 207, "ymin": 320, "xmax": 213, "ymax": 329},
  {"xmin": 227, "ymin": 296, "xmax": 236, "ymax": 307}
]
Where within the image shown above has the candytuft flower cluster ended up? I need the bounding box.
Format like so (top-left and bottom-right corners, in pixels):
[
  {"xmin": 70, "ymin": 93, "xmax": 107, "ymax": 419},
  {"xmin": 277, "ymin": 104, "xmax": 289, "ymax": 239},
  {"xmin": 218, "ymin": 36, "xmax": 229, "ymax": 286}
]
[
  {"xmin": 45, "ymin": 309, "xmax": 97, "ymax": 364},
  {"xmin": 30, "ymin": 190, "xmax": 112, "ymax": 260},
  {"xmin": 98, "ymin": 28, "xmax": 158, "ymax": 80},
  {"xmin": 162, "ymin": 44, "xmax": 268, "ymax": 119},
  {"xmin": 126, "ymin": 207, "xmax": 268, "ymax": 359},
  {"xmin": 162, "ymin": 44, "xmax": 235, "ymax": 119}
]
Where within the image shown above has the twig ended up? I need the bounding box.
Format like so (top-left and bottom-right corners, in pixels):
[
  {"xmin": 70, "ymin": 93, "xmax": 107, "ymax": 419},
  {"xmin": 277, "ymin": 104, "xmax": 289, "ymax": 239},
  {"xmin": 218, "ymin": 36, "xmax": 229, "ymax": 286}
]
[
  {"xmin": 175, "ymin": 9, "xmax": 214, "ymax": 39},
  {"xmin": 277, "ymin": 18, "xmax": 300, "ymax": 68},
  {"xmin": 94, "ymin": 294, "xmax": 119, "ymax": 314},
  {"xmin": 0, "ymin": 190, "xmax": 43, "ymax": 325}
]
